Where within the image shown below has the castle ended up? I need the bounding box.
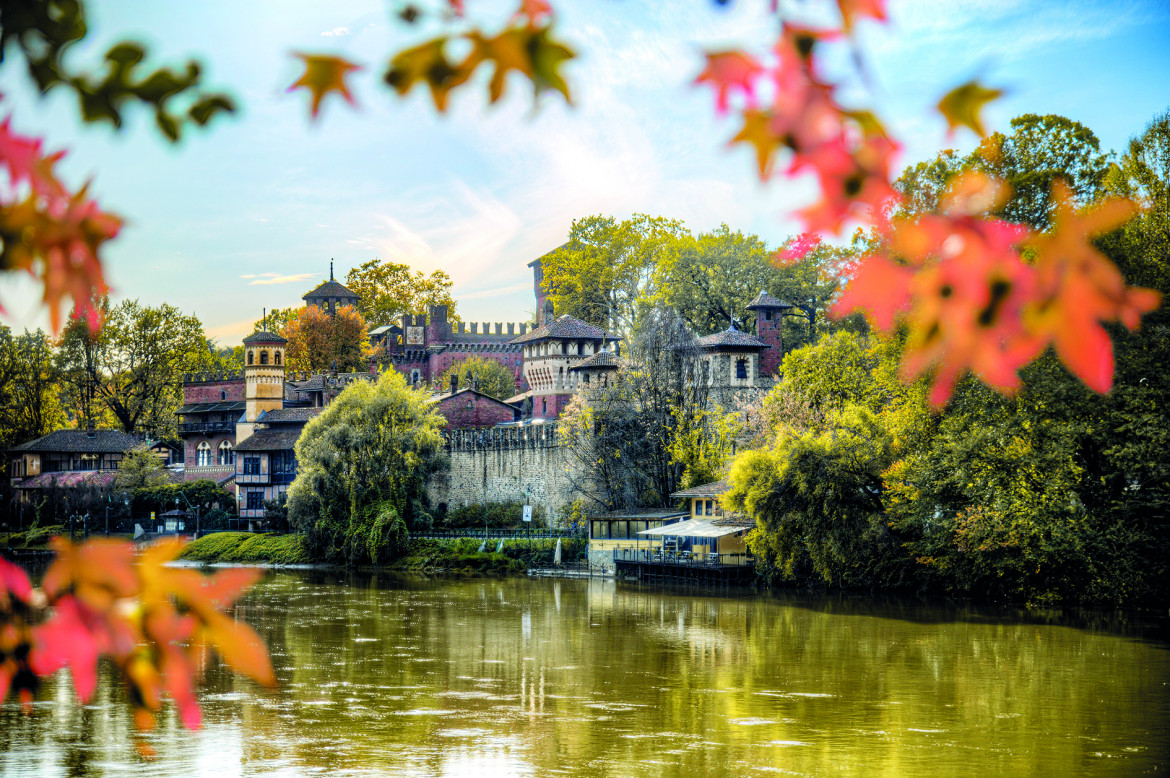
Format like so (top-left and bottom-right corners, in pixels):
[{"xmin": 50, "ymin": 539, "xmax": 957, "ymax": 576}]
[{"xmin": 178, "ymin": 254, "xmax": 793, "ymax": 526}]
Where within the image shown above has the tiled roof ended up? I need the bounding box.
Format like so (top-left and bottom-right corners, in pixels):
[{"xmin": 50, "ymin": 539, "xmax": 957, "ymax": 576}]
[
  {"xmin": 303, "ymin": 279, "xmax": 359, "ymax": 300},
  {"xmin": 289, "ymin": 373, "xmax": 374, "ymax": 392},
  {"xmin": 256, "ymin": 407, "xmax": 323, "ymax": 423},
  {"xmin": 242, "ymin": 330, "xmax": 288, "ymax": 345},
  {"xmin": 509, "ymin": 315, "xmax": 620, "ymax": 344},
  {"xmin": 746, "ymin": 289, "xmax": 793, "ymax": 310},
  {"xmin": 696, "ymin": 326, "xmax": 767, "ymax": 350},
  {"xmin": 176, "ymin": 401, "xmax": 246, "ymax": 415},
  {"xmin": 14, "ymin": 471, "xmax": 119, "ymax": 489},
  {"xmin": 9, "ymin": 429, "xmax": 139, "ymax": 454},
  {"xmin": 234, "ymin": 427, "xmax": 303, "ymax": 452},
  {"xmin": 670, "ymin": 480, "xmax": 730, "ymax": 499},
  {"xmin": 569, "ymin": 349, "xmax": 621, "ymax": 371},
  {"xmin": 430, "ymin": 388, "xmax": 516, "ymax": 410}
]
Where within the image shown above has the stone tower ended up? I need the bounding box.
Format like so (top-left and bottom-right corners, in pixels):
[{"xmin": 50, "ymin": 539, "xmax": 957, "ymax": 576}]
[
  {"xmin": 238, "ymin": 328, "xmax": 288, "ymax": 442},
  {"xmin": 745, "ymin": 289, "xmax": 793, "ymax": 379}
]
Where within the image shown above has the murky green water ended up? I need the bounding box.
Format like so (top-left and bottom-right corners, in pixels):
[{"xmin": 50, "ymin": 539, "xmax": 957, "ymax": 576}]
[{"xmin": 2, "ymin": 570, "xmax": 1168, "ymax": 776}]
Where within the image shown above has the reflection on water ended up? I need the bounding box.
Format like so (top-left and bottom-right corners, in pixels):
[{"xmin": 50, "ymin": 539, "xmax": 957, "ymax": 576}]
[{"xmin": 2, "ymin": 571, "xmax": 1168, "ymax": 776}]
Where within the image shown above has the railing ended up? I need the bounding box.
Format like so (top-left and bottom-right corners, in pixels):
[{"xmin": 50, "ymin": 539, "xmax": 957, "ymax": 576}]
[
  {"xmin": 179, "ymin": 421, "xmax": 235, "ymax": 434},
  {"xmin": 612, "ymin": 548, "xmax": 753, "ymax": 568},
  {"xmin": 415, "ymin": 528, "xmax": 583, "ymax": 540}
]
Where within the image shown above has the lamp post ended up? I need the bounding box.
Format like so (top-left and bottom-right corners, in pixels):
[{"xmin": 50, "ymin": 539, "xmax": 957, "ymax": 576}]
[{"xmin": 175, "ymin": 491, "xmax": 199, "ymax": 537}]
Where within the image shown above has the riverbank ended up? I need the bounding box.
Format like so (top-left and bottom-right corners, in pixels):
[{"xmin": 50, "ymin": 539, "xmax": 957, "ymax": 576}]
[{"xmin": 178, "ymin": 532, "xmax": 587, "ymax": 574}]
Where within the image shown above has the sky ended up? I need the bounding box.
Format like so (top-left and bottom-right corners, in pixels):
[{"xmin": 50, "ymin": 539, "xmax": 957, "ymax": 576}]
[{"xmin": 0, "ymin": 0, "xmax": 1167, "ymax": 345}]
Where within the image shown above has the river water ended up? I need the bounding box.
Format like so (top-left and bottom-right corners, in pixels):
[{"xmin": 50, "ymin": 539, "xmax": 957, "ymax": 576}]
[{"xmin": 1, "ymin": 570, "xmax": 1167, "ymax": 776}]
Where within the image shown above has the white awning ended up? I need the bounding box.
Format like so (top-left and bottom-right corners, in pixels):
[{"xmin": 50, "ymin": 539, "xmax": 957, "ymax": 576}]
[{"xmin": 638, "ymin": 518, "xmax": 747, "ymax": 539}]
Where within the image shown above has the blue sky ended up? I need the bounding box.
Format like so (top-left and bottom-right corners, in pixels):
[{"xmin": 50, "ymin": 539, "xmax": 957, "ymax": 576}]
[{"xmin": 1, "ymin": 0, "xmax": 1167, "ymax": 344}]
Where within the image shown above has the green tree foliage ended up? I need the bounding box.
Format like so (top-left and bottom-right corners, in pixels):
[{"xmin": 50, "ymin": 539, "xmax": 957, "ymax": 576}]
[
  {"xmin": 668, "ymin": 403, "xmax": 742, "ymax": 491},
  {"xmin": 436, "ymin": 355, "xmax": 517, "ymax": 400},
  {"xmin": 974, "ymin": 113, "xmax": 1110, "ymax": 228},
  {"xmin": 344, "ymin": 259, "xmax": 458, "ymax": 326},
  {"xmin": 540, "ymin": 214, "xmax": 686, "ymax": 338},
  {"xmin": 726, "ymin": 406, "xmax": 899, "ymax": 586},
  {"xmin": 251, "ymin": 307, "xmax": 299, "ymax": 337},
  {"xmin": 56, "ymin": 299, "xmax": 219, "ymax": 437},
  {"xmin": 0, "ymin": 326, "xmax": 65, "ymax": 449},
  {"xmin": 287, "ymin": 370, "xmax": 445, "ymax": 564},
  {"xmin": 113, "ymin": 445, "xmax": 168, "ymax": 490},
  {"xmin": 0, "ymin": 0, "xmax": 234, "ymax": 142},
  {"xmin": 281, "ymin": 304, "xmax": 372, "ymax": 373}
]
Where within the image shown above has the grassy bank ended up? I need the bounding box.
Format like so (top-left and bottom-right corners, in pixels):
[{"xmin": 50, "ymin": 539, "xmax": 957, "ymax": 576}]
[
  {"xmin": 176, "ymin": 532, "xmax": 585, "ymax": 572},
  {"xmin": 179, "ymin": 532, "xmax": 311, "ymax": 565},
  {"xmin": 396, "ymin": 537, "xmax": 586, "ymax": 573}
]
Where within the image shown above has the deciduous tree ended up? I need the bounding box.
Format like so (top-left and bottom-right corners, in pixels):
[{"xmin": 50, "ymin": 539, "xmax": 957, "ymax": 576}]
[
  {"xmin": 344, "ymin": 259, "xmax": 457, "ymax": 326},
  {"xmin": 287, "ymin": 370, "xmax": 445, "ymax": 563},
  {"xmin": 280, "ymin": 304, "xmax": 373, "ymax": 373},
  {"xmin": 437, "ymin": 355, "xmax": 517, "ymax": 400},
  {"xmin": 56, "ymin": 299, "xmax": 218, "ymax": 437}
]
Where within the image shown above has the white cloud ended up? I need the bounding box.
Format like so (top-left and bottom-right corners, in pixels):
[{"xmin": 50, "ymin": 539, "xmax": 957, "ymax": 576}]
[
  {"xmin": 248, "ymin": 273, "xmax": 318, "ymax": 286},
  {"xmin": 321, "ymin": 27, "xmax": 350, "ymax": 38}
]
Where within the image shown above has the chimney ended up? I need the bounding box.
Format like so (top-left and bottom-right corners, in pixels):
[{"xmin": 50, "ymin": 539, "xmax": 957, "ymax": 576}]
[
  {"xmin": 86, "ymin": 419, "xmax": 95, "ymax": 438},
  {"xmin": 450, "ymin": 374, "xmax": 458, "ymax": 395}
]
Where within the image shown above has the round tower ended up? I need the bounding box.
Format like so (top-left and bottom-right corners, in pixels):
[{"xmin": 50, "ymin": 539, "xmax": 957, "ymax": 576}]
[{"xmin": 241, "ymin": 330, "xmax": 288, "ymax": 424}]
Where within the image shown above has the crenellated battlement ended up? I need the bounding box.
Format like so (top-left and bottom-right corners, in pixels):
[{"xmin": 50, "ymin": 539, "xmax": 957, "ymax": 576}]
[
  {"xmin": 442, "ymin": 341, "xmax": 521, "ymax": 352},
  {"xmin": 183, "ymin": 370, "xmax": 243, "ymax": 384},
  {"xmin": 445, "ymin": 423, "xmax": 560, "ymax": 452},
  {"xmin": 452, "ymin": 321, "xmax": 530, "ymax": 337}
]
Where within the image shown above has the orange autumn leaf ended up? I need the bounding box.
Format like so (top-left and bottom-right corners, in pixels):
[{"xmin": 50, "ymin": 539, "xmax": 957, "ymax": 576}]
[
  {"xmin": 1025, "ymin": 180, "xmax": 1161, "ymax": 393},
  {"xmin": 837, "ymin": 0, "xmax": 888, "ymax": 32},
  {"xmin": 287, "ymin": 53, "xmax": 361, "ymax": 119},
  {"xmin": 730, "ymin": 108, "xmax": 784, "ymax": 179},
  {"xmin": 937, "ymin": 79, "xmax": 1004, "ymax": 138},
  {"xmin": 202, "ymin": 611, "xmax": 277, "ymax": 688}
]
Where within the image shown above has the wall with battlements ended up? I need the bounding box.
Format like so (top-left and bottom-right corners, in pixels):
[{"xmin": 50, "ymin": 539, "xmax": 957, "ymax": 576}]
[{"xmin": 429, "ymin": 423, "xmax": 575, "ymax": 521}]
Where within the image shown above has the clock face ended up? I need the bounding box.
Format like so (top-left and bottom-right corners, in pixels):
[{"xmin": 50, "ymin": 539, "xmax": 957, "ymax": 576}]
[{"xmin": 406, "ymin": 326, "xmax": 424, "ymax": 345}]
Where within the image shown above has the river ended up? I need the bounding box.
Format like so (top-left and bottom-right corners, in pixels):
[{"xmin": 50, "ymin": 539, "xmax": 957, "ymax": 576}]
[{"xmin": 1, "ymin": 570, "xmax": 1167, "ymax": 776}]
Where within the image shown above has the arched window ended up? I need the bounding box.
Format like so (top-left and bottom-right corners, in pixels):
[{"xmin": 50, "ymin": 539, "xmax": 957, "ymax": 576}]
[
  {"xmin": 274, "ymin": 351, "xmax": 282, "ymax": 366},
  {"xmin": 218, "ymin": 440, "xmax": 234, "ymax": 466},
  {"xmin": 260, "ymin": 350, "xmax": 269, "ymax": 365},
  {"xmin": 247, "ymin": 350, "xmax": 254, "ymax": 365},
  {"xmin": 196, "ymin": 441, "xmax": 212, "ymax": 467},
  {"xmin": 220, "ymin": 389, "xmax": 227, "ymax": 400}
]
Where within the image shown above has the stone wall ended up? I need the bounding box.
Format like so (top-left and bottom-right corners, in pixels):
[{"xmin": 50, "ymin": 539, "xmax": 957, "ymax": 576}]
[{"xmin": 429, "ymin": 424, "xmax": 576, "ymax": 523}]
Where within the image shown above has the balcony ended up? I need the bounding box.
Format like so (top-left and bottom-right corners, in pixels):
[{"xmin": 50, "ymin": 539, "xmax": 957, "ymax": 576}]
[{"xmin": 180, "ymin": 421, "xmax": 235, "ymax": 435}]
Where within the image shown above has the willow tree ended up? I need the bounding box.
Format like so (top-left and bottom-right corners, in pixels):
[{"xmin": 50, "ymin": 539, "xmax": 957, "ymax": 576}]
[{"xmin": 286, "ymin": 370, "xmax": 445, "ymax": 564}]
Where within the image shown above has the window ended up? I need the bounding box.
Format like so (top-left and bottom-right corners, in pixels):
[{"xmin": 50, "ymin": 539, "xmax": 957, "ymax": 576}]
[
  {"xmin": 247, "ymin": 350, "xmax": 254, "ymax": 365},
  {"xmin": 246, "ymin": 491, "xmax": 263, "ymax": 510},
  {"xmin": 196, "ymin": 441, "xmax": 212, "ymax": 467},
  {"xmin": 736, "ymin": 358, "xmax": 748, "ymax": 380},
  {"xmin": 220, "ymin": 389, "xmax": 227, "ymax": 400},
  {"xmin": 766, "ymin": 310, "xmax": 773, "ymax": 321},
  {"xmin": 79, "ymin": 453, "xmax": 100, "ymax": 471},
  {"xmin": 260, "ymin": 350, "xmax": 269, "ymax": 365},
  {"xmin": 243, "ymin": 455, "xmax": 261, "ymax": 475},
  {"xmin": 274, "ymin": 351, "xmax": 282, "ymax": 366},
  {"xmin": 218, "ymin": 440, "xmax": 234, "ymax": 466},
  {"xmin": 591, "ymin": 521, "xmax": 608, "ymax": 539},
  {"xmin": 411, "ymin": 369, "xmax": 421, "ymax": 385}
]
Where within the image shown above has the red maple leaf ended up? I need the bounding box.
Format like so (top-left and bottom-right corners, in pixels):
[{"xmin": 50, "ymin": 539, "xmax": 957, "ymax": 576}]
[{"xmin": 695, "ymin": 51, "xmax": 766, "ymax": 116}]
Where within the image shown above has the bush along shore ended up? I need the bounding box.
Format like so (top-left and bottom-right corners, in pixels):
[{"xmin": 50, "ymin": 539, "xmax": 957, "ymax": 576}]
[{"xmin": 178, "ymin": 532, "xmax": 586, "ymax": 573}]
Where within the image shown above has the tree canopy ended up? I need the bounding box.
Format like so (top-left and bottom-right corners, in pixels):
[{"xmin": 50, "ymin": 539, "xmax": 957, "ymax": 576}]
[
  {"xmin": 344, "ymin": 259, "xmax": 458, "ymax": 327},
  {"xmin": 281, "ymin": 304, "xmax": 373, "ymax": 373},
  {"xmin": 436, "ymin": 356, "xmax": 517, "ymax": 400},
  {"xmin": 287, "ymin": 370, "xmax": 446, "ymax": 564}
]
